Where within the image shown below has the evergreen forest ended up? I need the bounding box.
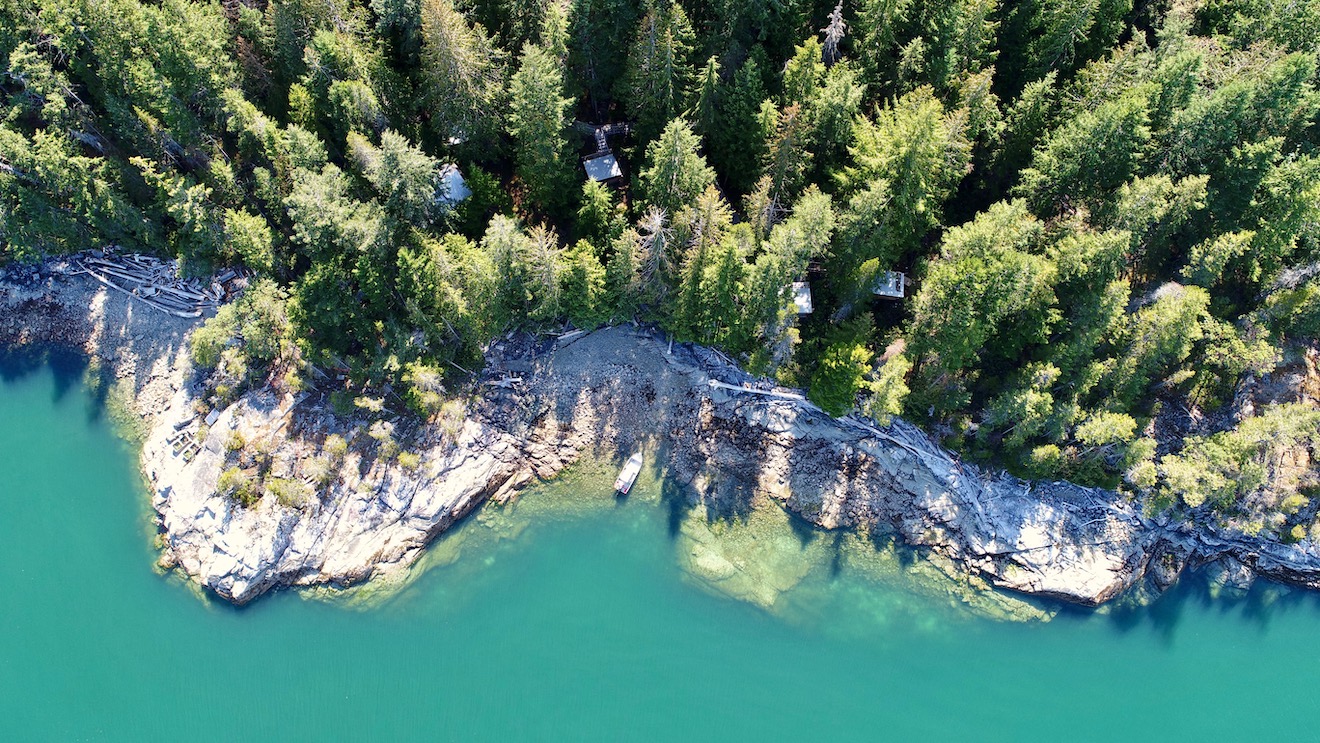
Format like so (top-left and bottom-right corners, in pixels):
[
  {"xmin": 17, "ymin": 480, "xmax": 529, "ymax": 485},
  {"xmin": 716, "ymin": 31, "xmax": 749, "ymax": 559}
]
[{"xmin": 3, "ymin": 0, "xmax": 1319, "ymax": 536}]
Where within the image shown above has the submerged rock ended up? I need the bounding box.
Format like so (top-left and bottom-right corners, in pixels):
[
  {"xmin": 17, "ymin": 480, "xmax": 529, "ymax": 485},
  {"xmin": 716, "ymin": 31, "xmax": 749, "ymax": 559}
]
[
  {"xmin": 676, "ymin": 504, "xmax": 831, "ymax": 609},
  {"xmin": 1206, "ymin": 556, "xmax": 1256, "ymax": 600}
]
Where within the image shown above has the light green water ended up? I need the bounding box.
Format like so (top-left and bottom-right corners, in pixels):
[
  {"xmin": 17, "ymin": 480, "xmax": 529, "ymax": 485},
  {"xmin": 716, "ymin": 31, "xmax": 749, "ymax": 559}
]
[{"xmin": 3, "ymin": 352, "xmax": 1320, "ymax": 742}]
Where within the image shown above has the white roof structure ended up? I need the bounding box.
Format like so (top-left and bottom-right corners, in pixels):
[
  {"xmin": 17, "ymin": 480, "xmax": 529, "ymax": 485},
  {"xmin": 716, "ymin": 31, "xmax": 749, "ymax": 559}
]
[
  {"xmin": 584, "ymin": 153, "xmax": 622, "ymax": 182},
  {"xmin": 872, "ymin": 270, "xmax": 906, "ymax": 299},
  {"xmin": 792, "ymin": 281, "xmax": 813, "ymax": 314},
  {"xmin": 437, "ymin": 164, "xmax": 472, "ymax": 205}
]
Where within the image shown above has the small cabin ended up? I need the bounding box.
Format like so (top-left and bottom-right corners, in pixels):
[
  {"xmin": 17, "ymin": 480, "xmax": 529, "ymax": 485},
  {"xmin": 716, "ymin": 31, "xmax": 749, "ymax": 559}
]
[
  {"xmin": 872, "ymin": 270, "xmax": 906, "ymax": 299},
  {"xmin": 577, "ymin": 120, "xmax": 631, "ymax": 182},
  {"xmin": 791, "ymin": 281, "xmax": 814, "ymax": 315},
  {"xmin": 584, "ymin": 152, "xmax": 623, "ymax": 182},
  {"xmin": 436, "ymin": 164, "xmax": 472, "ymax": 205}
]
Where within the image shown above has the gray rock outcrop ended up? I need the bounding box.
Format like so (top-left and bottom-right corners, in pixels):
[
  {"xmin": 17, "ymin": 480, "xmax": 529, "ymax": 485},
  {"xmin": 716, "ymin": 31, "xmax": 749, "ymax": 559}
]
[{"xmin": 141, "ymin": 328, "xmax": 1165, "ymax": 606}]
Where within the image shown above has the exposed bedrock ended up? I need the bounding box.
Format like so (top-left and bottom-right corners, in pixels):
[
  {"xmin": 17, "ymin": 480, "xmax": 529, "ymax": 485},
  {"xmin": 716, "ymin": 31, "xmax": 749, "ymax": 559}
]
[{"xmin": 142, "ymin": 327, "xmax": 1320, "ymax": 607}]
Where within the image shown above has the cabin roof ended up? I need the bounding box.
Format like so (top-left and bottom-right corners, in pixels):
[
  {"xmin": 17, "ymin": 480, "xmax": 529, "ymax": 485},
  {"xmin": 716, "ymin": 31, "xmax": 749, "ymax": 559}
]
[
  {"xmin": 792, "ymin": 281, "xmax": 813, "ymax": 314},
  {"xmin": 584, "ymin": 153, "xmax": 622, "ymax": 181},
  {"xmin": 872, "ymin": 270, "xmax": 906, "ymax": 299},
  {"xmin": 437, "ymin": 165, "xmax": 472, "ymax": 204}
]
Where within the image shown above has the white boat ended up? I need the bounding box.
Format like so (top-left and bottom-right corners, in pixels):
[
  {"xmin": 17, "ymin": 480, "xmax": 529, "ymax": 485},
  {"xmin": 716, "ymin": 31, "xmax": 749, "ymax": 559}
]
[{"xmin": 614, "ymin": 452, "xmax": 643, "ymax": 494}]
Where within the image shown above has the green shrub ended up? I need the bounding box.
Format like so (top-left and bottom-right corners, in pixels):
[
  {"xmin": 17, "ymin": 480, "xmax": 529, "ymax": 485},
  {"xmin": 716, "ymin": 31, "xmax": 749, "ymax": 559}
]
[
  {"xmin": 1023, "ymin": 444, "xmax": 1065, "ymax": 479},
  {"xmin": 368, "ymin": 420, "xmax": 398, "ymax": 458},
  {"xmin": 808, "ymin": 336, "xmax": 875, "ymax": 417},
  {"xmin": 1156, "ymin": 404, "xmax": 1320, "ymax": 511},
  {"xmin": 403, "ymin": 362, "xmax": 446, "ymax": 417},
  {"xmin": 223, "ymin": 208, "xmax": 275, "ymax": 275},
  {"xmin": 1127, "ymin": 460, "xmax": 1158, "ymax": 490},
  {"xmin": 396, "ymin": 451, "xmax": 422, "ymax": 471},
  {"xmin": 861, "ymin": 352, "xmax": 911, "ymax": 426},
  {"xmin": 267, "ymin": 478, "xmax": 311, "ymax": 508},
  {"xmin": 1265, "ymin": 278, "xmax": 1320, "ymax": 339},
  {"xmin": 224, "ymin": 430, "xmax": 246, "ymax": 454},
  {"xmin": 217, "ymin": 467, "xmax": 259, "ymax": 507},
  {"xmin": 437, "ymin": 399, "xmax": 467, "ymax": 442},
  {"xmin": 304, "ymin": 456, "xmax": 333, "ymax": 486},
  {"xmin": 1288, "ymin": 524, "xmax": 1307, "ymax": 543},
  {"xmin": 324, "ymin": 434, "xmax": 348, "ymax": 461},
  {"xmin": 251, "ymin": 438, "xmax": 274, "ymax": 476},
  {"xmin": 190, "ymin": 304, "xmax": 239, "ymax": 370},
  {"xmin": 329, "ymin": 390, "xmax": 356, "ymax": 416},
  {"xmin": 188, "ymin": 280, "xmax": 290, "ymax": 372}
]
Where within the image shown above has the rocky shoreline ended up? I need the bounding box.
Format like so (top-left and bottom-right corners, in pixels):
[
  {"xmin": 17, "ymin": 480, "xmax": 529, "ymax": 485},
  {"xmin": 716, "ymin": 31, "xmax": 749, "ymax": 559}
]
[{"xmin": 5, "ymin": 258, "xmax": 1320, "ymax": 611}]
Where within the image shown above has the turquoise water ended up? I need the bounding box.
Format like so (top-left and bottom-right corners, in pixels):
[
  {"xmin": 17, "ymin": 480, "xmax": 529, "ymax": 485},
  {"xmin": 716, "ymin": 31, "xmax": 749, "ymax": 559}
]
[{"xmin": 3, "ymin": 352, "xmax": 1320, "ymax": 741}]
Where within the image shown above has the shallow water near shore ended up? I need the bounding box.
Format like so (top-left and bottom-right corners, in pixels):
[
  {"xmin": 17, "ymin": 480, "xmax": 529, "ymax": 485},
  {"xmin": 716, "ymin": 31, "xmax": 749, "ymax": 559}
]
[{"xmin": 4, "ymin": 352, "xmax": 1320, "ymax": 741}]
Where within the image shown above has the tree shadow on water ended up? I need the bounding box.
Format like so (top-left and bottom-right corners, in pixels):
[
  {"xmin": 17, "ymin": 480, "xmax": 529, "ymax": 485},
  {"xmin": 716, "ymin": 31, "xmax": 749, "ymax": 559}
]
[
  {"xmin": 864, "ymin": 527, "xmax": 917, "ymax": 569},
  {"xmin": 826, "ymin": 530, "xmax": 847, "ymax": 578},
  {"xmin": 1100, "ymin": 585, "xmax": 1189, "ymax": 645},
  {"xmin": 662, "ymin": 476, "xmax": 693, "ymax": 540},
  {"xmin": 0, "ymin": 346, "xmax": 93, "ymax": 409},
  {"xmin": 786, "ymin": 508, "xmax": 821, "ymax": 548},
  {"xmin": 1101, "ymin": 568, "xmax": 1320, "ymax": 646},
  {"xmin": 83, "ymin": 356, "xmax": 120, "ymax": 426}
]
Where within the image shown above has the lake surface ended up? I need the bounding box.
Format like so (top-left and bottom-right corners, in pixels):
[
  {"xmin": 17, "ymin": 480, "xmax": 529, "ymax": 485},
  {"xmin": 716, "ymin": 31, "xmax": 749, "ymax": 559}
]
[{"xmin": 3, "ymin": 351, "xmax": 1320, "ymax": 741}]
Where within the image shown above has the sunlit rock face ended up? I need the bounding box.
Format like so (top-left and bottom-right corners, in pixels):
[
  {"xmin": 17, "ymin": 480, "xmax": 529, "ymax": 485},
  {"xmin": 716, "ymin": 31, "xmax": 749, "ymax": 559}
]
[{"xmin": 143, "ymin": 326, "xmax": 1161, "ymax": 608}]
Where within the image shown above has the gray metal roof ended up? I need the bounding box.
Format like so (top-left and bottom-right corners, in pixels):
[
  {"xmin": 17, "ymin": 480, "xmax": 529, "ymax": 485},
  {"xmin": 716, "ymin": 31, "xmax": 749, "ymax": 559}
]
[
  {"xmin": 584, "ymin": 153, "xmax": 622, "ymax": 181},
  {"xmin": 792, "ymin": 281, "xmax": 813, "ymax": 314},
  {"xmin": 872, "ymin": 270, "xmax": 906, "ymax": 299},
  {"xmin": 436, "ymin": 164, "xmax": 472, "ymax": 204}
]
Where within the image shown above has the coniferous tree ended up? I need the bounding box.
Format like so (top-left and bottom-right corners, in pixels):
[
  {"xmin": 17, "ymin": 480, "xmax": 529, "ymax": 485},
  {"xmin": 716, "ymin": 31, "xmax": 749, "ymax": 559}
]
[
  {"xmin": 759, "ymin": 102, "xmax": 814, "ymax": 203},
  {"xmin": 605, "ymin": 227, "xmax": 643, "ymax": 317},
  {"xmin": 355, "ymin": 130, "xmax": 443, "ymax": 229},
  {"xmin": 690, "ymin": 56, "xmax": 721, "ymax": 140},
  {"xmin": 856, "ymin": 0, "xmax": 912, "ymax": 98},
  {"xmin": 710, "ymin": 54, "xmax": 768, "ymax": 195},
  {"xmin": 821, "ymin": 2, "xmax": 847, "ymax": 67},
  {"xmin": 561, "ymin": 239, "xmax": 608, "ymax": 328},
  {"xmin": 619, "ymin": 1, "xmax": 696, "ymax": 144},
  {"xmin": 700, "ymin": 224, "xmax": 751, "ymax": 347},
  {"xmin": 567, "ymin": 0, "xmax": 640, "ymax": 109},
  {"xmin": 540, "ymin": 0, "xmax": 571, "ymax": 65},
  {"xmin": 835, "ymin": 86, "xmax": 970, "ymax": 273},
  {"xmin": 468, "ymin": 0, "xmax": 553, "ymax": 52},
  {"xmin": 638, "ymin": 118, "xmax": 716, "ymax": 217},
  {"xmin": 576, "ymin": 180, "xmax": 625, "ymax": 244},
  {"xmin": 508, "ymin": 42, "xmax": 575, "ymax": 217},
  {"xmin": 781, "ymin": 39, "xmax": 825, "ymax": 110},
  {"xmin": 809, "ymin": 62, "xmax": 866, "ymax": 178},
  {"xmin": 482, "ymin": 215, "xmax": 535, "ymax": 327},
  {"xmin": 419, "ymin": 0, "xmax": 506, "ymax": 154},
  {"xmin": 908, "ymin": 200, "xmax": 1055, "ymax": 414},
  {"xmin": 1017, "ymin": 89, "xmax": 1151, "ymax": 214},
  {"xmin": 671, "ymin": 185, "xmax": 732, "ymax": 340}
]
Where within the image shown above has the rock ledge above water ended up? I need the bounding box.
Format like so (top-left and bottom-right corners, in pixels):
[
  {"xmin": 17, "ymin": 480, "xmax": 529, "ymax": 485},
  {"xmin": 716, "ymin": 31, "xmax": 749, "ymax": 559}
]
[{"xmin": 7, "ymin": 263, "xmax": 1320, "ymax": 609}]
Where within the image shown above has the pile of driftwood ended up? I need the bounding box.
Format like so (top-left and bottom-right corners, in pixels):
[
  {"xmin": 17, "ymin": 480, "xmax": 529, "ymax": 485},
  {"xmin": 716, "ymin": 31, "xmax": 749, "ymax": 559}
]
[{"xmin": 73, "ymin": 249, "xmax": 245, "ymax": 318}]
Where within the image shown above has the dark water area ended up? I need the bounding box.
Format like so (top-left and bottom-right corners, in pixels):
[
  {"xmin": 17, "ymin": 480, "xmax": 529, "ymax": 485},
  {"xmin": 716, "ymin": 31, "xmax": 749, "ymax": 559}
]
[{"xmin": 2, "ymin": 353, "xmax": 1319, "ymax": 741}]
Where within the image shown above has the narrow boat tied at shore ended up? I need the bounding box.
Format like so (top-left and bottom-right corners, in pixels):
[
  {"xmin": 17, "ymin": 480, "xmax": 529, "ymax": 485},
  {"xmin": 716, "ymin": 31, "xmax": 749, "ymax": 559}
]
[{"xmin": 614, "ymin": 452, "xmax": 643, "ymax": 495}]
